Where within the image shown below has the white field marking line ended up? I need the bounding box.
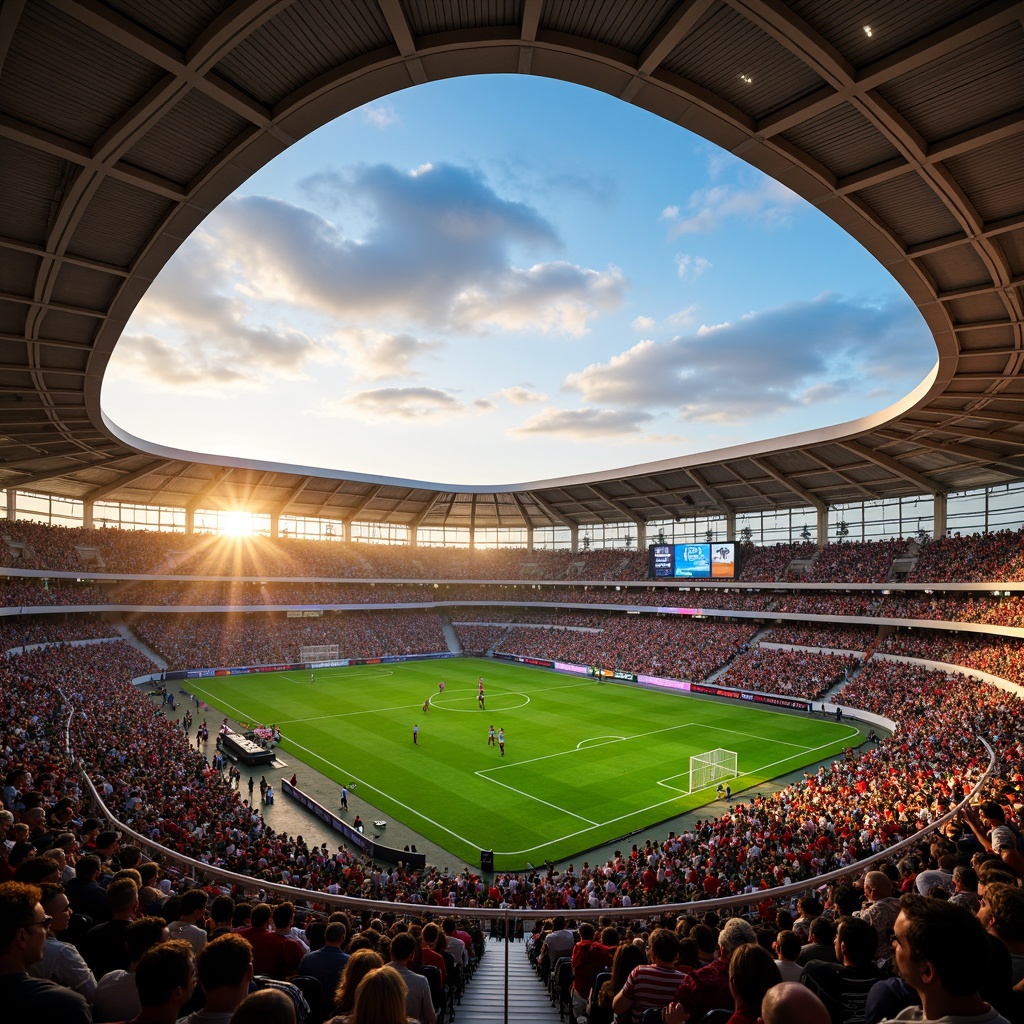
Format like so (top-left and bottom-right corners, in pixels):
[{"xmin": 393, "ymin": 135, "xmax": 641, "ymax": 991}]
[
  {"xmin": 491, "ymin": 726, "xmax": 864, "ymax": 856},
  {"xmin": 277, "ymin": 737, "xmax": 486, "ymax": 851},
  {"xmin": 274, "ymin": 702, "xmax": 427, "ymax": 726},
  {"xmin": 191, "ymin": 682, "xmax": 490, "ymax": 850},
  {"xmin": 186, "ymin": 683, "xmax": 425, "ymax": 728},
  {"xmin": 193, "ymin": 679, "xmax": 862, "ymax": 858},
  {"xmin": 431, "ymin": 690, "xmax": 531, "ymax": 713},
  {"xmin": 471, "ymin": 772, "xmax": 599, "ymax": 827},
  {"xmin": 577, "ymin": 736, "xmax": 626, "ymax": 748}
]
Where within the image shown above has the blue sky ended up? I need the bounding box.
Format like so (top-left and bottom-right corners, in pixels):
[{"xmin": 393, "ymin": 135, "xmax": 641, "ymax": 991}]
[{"xmin": 102, "ymin": 75, "xmax": 936, "ymax": 487}]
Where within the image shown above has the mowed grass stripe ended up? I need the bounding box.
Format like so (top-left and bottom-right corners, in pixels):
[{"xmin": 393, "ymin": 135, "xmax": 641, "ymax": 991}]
[{"xmin": 192, "ymin": 658, "xmax": 861, "ymax": 868}]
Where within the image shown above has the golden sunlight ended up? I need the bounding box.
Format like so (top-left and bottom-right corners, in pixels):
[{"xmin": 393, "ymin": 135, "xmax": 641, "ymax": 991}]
[{"xmin": 223, "ymin": 510, "xmax": 254, "ymax": 536}]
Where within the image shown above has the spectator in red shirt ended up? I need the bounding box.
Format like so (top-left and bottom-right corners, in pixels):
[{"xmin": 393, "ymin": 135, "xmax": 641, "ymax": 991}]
[{"xmin": 571, "ymin": 923, "xmax": 617, "ymax": 1018}]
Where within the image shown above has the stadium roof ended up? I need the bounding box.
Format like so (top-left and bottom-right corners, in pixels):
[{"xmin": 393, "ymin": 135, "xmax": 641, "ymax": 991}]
[{"xmin": 1, "ymin": 1, "xmax": 1023, "ymax": 534}]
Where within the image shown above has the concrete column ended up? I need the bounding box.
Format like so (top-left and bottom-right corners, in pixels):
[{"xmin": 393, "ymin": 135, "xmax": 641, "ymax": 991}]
[
  {"xmin": 82, "ymin": 502, "xmax": 94, "ymax": 529},
  {"xmin": 569, "ymin": 524, "xmax": 579, "ymax": 555},
  {"xmin": 270, "ymin": 514, "xmax": 279, "ymax": 539},
  {"xmin": 933, "ymin": 493, "xmax": 947, "ymax": 538},
  {"xmin": 816, "ymin": 506, "xmax": 829, "ymax": 549},
  {"xmin": 634, "ymin": 521, "xmax": 647, "ymax": 549},
  {"xmin": 724, "ymin": 511, "xmax": 736, "ymax": 539},
  {"xmin": 408, "ymin": 523, "xmax": 417, "ymax": 548},
  {"xmin": 5, "ymin": 489, "xmax": 15, "ymax": 520},
  {"xmin": 526, "ymin": 527, "xmax": 534, "ymax": 553},
  {"xmin": 185, "ymin": 508, "xmax": 195, "ymax": 535}
]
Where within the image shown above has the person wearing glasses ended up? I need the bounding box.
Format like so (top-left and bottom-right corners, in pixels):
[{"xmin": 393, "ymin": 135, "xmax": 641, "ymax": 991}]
[
  {"xmin": 0, "ymin": 880, "xmax": 91, "ymax": 1021},
  {"xmin": 29, "ymin": 882, "xmax": 97, "ymax": 1002}
]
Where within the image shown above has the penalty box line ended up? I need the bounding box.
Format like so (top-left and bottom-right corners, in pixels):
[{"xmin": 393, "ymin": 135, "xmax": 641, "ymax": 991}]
[{"xmin": 473, "ymin": 722, "xmax": 703, "ymax": 829}]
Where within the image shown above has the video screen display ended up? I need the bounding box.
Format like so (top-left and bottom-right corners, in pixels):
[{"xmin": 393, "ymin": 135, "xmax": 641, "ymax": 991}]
[{"xmin": 648, "ymin": 541, "xmax": 739, "ymax": 579}]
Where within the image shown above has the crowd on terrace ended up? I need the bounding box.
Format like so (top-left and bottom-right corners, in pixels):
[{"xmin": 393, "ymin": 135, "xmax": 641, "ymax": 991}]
[
  {"xmin": 7, "ymin": 519, "xmax": 1024, "ymax": 584},
  {"xmin": 713, "ymin": 648, "xmax": 858, "ymax": 700},
  {"xmin": 128, "ymin": 611, "xmax": 448, "ymax": 670},
  {"xmin": 3, "ymin": 603, "xmax": 1024, "ymax": 1019},
  {"xmin": 2, "ymin": 639, "xmax": 1020, "ymax": 917}
]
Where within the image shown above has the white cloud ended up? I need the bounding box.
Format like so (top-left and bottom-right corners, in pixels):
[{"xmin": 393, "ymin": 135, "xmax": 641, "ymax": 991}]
[
  {"xmin": 118, "ymin": 248, "xmax": 326, "ymax": 391},
  {"xmin": 675, "ymin": 255, "xmax": 712, "ymax": 280},
  {"xmin": 334, "ymin": 328, "xmax": 443, "ymax": 380},
  {"xmin": 660, "ymin": 205, "xmax": 679, "ymax": 221},
  {"xmin": 208, "ymin": 163, "xmax": 623, "ymax": 335},
  {"xmin": 343, "ymin": 387, "xmax": 482, "ymax": 421},
  {"xmin": 632, "ymin": 315, "xmax": 656, "ymax": 331},
  {"xmin": 511, "ymin": 406, "xmax": 655, "ymax": 440},
  {"xmin": 562, "ymin": 294, "xmax": 933, "ymax": 424},
  {"xmin": 668, "ymin": 177, "xmax": 801, "ymax": 236},
  {"xmin": 498, "ymin": 386, "xmax": 549, "ymax": 405},
  {"xmin": 363, "ymin": 102, "xmax": 398, "ymax": 128},
  {"xmin": 667, "ymin": 305, "xmax": 699, "ymax": 327}
]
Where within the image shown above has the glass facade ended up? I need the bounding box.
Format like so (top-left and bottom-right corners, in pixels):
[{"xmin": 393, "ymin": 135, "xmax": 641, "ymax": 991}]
[{"xmin": 5, "ymin": 483, "xmax": 1024, "ymax": 547}]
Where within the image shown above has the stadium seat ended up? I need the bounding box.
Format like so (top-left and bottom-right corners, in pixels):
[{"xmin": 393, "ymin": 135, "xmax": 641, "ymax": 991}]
[{"xmin": 290, "ymin": 975, "xmax": 323, "ymax": 1024}]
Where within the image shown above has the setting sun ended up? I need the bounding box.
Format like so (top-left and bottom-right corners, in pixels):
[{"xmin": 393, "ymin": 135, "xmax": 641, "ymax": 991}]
[{"xmin": 223, "ymin": 511, "xmax": 254, "ymax": 536}]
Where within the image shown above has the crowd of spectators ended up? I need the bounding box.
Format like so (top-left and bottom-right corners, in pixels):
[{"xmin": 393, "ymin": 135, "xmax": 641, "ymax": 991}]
[
  {"xmin": 496, "ymin": 619, "xmax": 760, "ymax": 682},
  {"xmin": 803, "ymin": 538, "xmax": 908, "ymax": 584},
  {"xmin": 451, "ymin": 624, "xmax": 509, "ymax": 655},
  {"xmin": 128, "ymin": 611, "xmax": 449, "ymax": 669},
  {"xmin": 0, "ymin": 578, "xmax": 107, "ymax": 607},
  {"xmin": 714, "ymin": 648, "xmax": 859, "ymax": 700},
  {"xmin": 909, "ymin": 528, "xmax": 1024, "ymax": 582},
  {"xmin": 879, "ymin": 629, "xmax": 1024, "ymax": 686},
  {"xmin": 0, "ymin": 617, "xmax": 120, "ymax": 652},
  {"xmin": 759, "ymin": 625, "xmax": 877, "ymax": 652},
  {"xmin": 737, "ymin": 542, "xmax": 817, "ymax": 582},
  {"xmin": 5, "ymin": 637, "xmax": 1017, "ymax": 915},
  {"xmin": 6, "ymin": 519, "xmax": 1024, "ymax": 584}
]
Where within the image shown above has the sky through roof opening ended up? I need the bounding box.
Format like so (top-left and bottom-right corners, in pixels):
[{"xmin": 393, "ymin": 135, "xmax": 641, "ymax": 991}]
[{"xmin": 102, "ymin": 75, "xmax": 936, "ymax": 487}]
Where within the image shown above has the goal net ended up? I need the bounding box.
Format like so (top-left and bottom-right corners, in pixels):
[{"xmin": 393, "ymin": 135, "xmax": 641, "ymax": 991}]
[
  {"xmin": 688, "ymin": 748, "xmax": 738, "ymax": 793},
  {"xmin": 300, "ymin": 644, "xmax": 339, "ymax": 663}
]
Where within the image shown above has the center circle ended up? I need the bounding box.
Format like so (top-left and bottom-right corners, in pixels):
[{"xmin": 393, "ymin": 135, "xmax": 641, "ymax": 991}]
[{"xmin": 430, "ymin": 690, "xmax": 531, "ymax": 712}]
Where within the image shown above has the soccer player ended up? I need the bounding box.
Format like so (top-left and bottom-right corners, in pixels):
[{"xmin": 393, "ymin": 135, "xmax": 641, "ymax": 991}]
[
  {"xmin": 340, "ymin": 786, "xmax": 348, "ymax": 810},
  {"xmin": 488, "ymin": 725, "xmax": 495, "ymax": 746},
  {"xmin": 413, "ymin": 724, "xmax": 419, "ymax": 745},
  {"xmin": 478, "ymin": 690, "xmax": 485, "ymax": 710},
  {"xmin": 422, "ymin": 698, "xmax": 430, "ymax": 713},
  {"xmin": 498, "ymin": 727, "xmax": 505, "ymax": 756},
  {"xmin": 310, "ymin": 671, "xmax": 314, "ymax": 685},
  {"xmin": 438, "ymin": 680, "xmax": 445, "ymax": 694}
]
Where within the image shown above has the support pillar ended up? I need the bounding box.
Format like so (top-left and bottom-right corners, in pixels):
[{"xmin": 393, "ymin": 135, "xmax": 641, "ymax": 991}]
[
  {"xmin": 569, "ymin": 524, "xmax": 579, "ymax": 555},
  {"xmin": 634, "ymin": 521, "xmax": 646, "ymax": 549},
  {"xmin": 933, "ymin": 493, "xmax": 947, "ymax": 538},
  {"xmin": 724, "ymin": 511, "xmax": 736, "ymax": 540},
  {"xmin": 526, "ymin": 526, "xmax": 534, "ymax": 553},
  {"xmin": 816, "ymin": 506, "xmax": 829, "ymax": 549},
  {"xmin": 270, "ymin": 514, "xmax": 279, "ymax": 539},
  {"xmin": 5, "ymin": 489, "xmax": 15, "ymax": 520},
  {"xmin": 408, "ymin": 522, "xmax": 417, "ymax": 548},
  {"xmin": 83, "ymin": 501, "xmax": 93, "ymax": 529},
  {"xmin": 185, "ymin": 508, "xmax": 195, "ymax": 535}
]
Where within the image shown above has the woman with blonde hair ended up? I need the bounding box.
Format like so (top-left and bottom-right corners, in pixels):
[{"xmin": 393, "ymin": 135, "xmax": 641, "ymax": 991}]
[
  {"xmin": 349, "ymin": 965, "xmax": 413, "ymax": 1024},
  {"xmin": 327, "ymin": 949, "xmax": 385, "ymax": 1022}
]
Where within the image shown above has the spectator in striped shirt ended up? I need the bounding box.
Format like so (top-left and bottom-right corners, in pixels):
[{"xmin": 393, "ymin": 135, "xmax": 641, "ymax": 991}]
[{"xmin": 612, "ymin": 928, "xmax": 686, "ymax": 1024}]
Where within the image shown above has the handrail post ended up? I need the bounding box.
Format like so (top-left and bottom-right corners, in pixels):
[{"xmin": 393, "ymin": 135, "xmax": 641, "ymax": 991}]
[{"xmin": 503, "ymin": 907, "xmax": 510, "ymax": 1024}]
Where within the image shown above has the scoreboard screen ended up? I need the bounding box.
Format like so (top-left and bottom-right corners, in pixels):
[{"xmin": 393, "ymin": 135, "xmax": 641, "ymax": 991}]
[{"xmin": 648, "ymin": 541, "xmax": 739, "ymax": 580}]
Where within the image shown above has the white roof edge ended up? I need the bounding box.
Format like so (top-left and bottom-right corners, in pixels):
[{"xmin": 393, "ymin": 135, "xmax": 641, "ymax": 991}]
[{"xmin": 100, "ymin": 363, "xmax": 938, "ymax": 497}]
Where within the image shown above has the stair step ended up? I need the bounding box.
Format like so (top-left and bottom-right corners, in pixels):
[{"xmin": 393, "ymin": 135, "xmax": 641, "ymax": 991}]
[{"xmin": 455, "ymin": 937, "xmax": 565, "ymax": 1024}]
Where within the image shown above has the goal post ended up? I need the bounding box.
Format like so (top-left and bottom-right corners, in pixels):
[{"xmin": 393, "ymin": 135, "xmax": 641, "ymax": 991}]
[
  {"xmin": 300, "ymin": 644, "xmax": 339, "ymax": 664},
  {"xmin": 688, "ymin": 747, "xmax": 738, "ymax": 793}
]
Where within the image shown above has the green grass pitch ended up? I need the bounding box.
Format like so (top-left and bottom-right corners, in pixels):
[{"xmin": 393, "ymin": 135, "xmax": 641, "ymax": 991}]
[{"xmin": 189, "ymin": 658, "xmax": 862, "ymax": 870}]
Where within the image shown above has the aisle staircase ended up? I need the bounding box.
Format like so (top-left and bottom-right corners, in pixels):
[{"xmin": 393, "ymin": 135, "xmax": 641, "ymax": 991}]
[{"xmin": 456, "ymin": 937, "xmax": 562, "ymax": 1024}]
